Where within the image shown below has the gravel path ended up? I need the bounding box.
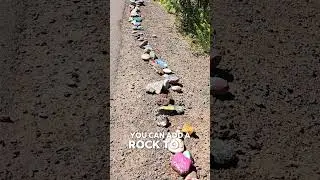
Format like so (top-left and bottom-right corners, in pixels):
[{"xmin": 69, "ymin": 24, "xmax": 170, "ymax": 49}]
[{"xmin": 110, "ymin": 1, "xmax": 210, "ymax": 179}]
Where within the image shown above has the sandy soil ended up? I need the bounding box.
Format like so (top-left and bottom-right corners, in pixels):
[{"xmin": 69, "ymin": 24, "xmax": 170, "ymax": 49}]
[
  {"xmin": 211, "ymin": 0, "xmax": 320, "ymax": 179},
  {"xmin": 110, "ymin": 1, "xmax": 210, "ymax": 179},
  {"xmin": 0, "ymin": 0, "xmax": 108, "ymax": 179}
]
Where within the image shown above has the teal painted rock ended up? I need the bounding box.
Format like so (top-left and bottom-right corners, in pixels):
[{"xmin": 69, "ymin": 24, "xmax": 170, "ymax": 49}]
[
  {"xmin": 133, "ymin": 17, "xmax": 143, "ymax": 22},
  {"xmin": 183, "ymin": 151, "xmax": 192, "ymax": 159}
]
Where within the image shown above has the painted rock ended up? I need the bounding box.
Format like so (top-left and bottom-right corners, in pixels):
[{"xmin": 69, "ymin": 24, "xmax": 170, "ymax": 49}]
[
  {"xmin": 183, "ymin": 151, "xmax": 192, "ymax": 160},
  {"xmin": 132, "ymin": 21, "xmax": 141, "ymax": 26},
  {"xmin": 149, "ymin": 51, "xmax": 156, "ymax": 59},
  {"xmin": 181, "ymin": 123, "xmax": 194, "ymax": 135},
  {"xmin": 165, "ymin": 74, "xmax": 180, "ymax": 84},
  {"xmin": 155, "ymin": 59, "xmax": 168, "ymax": 68},
  {"xmin": 141, "ymin": 53, "xmax": 151, "ymax": 60},
  {"xmin": 174, "ymin": 106, "xmax": 185, "ymax": 114},
  {"xmin": 165, "ymin": 137, "xmax": 185, "ymax": 153},
  {"xmin": 171, "ymin": 152, "xmax": 192, "ymax": 176},
  {"xmin": 171, "ymin": 86, "xmax": 182, "ymax": 92},
  {"xmin": 210, "ymin": 77, "xmax": 229, "ymax": 95},
  {"xmin": 133, "ymin": 17, "xmax": 143, "ymax": 22},
  {"xmin": 153, "ymin": 64, "xmax": 164, "ymax": 75},
  {"xmin": 163, "ymin": 68, "xmax": 172, "ymax": 74}
]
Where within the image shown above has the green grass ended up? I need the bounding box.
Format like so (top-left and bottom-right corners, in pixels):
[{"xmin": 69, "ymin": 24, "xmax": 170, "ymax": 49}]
[{"xmin": 155, "ymin": 0, "xmax": 211, "ymax": 54}]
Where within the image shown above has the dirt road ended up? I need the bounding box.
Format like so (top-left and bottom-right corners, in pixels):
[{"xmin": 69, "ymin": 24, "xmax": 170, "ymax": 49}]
[
  {"xmin": 110, "ymin": 1, "xmax": 210, "ymax": 179},
  {"xmin": 0, "ymin": 1, "xmax": 108, "ymax": 179}
]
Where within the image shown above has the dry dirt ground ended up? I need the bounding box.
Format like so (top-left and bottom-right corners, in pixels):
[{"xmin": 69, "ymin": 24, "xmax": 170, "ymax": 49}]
[
  {"xmin": 0, "ymin": 0, "xmax": 108, "ymax": 179},
  {"xmin": 211, "ymin": 0, "xmax": 320, "ymax": 179},
  {"xmin": 110, "ymin": 1, "xmax": 210, "ymax": 179}
]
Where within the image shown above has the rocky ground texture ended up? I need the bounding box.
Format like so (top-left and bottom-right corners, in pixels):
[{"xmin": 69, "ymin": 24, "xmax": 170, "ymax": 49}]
[
  {"xmin": 0, "ymin": 0, "xmax": 108, "ymax": 179},
  {"xmin": 211, "ymin": 0, "xmax": 320, "ymax": 179}
]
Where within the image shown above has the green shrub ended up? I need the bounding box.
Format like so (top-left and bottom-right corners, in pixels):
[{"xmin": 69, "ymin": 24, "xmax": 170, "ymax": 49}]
[{"xmin": 155, "ymin": 0, "xmax": 211, "ymax": 53}]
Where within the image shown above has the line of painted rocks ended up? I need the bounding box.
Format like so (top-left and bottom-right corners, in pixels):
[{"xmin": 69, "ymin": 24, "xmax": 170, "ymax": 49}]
[{"xmin": 128, "ymin": 0, "xmax": 199, "ymax": 179}]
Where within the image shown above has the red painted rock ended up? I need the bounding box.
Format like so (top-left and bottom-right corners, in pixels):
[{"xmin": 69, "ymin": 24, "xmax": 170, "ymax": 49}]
[
  {"xmin": 171, "ymin": 152, "xmax": 192, "ymax": 176},
  {"xmin": 210, "ymin": 77, "xmax": 229, "ymax": 95}
]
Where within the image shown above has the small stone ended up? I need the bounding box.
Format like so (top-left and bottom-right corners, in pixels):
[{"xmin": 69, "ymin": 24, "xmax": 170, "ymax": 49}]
[
  {"xmin": 163, "ymin": 79, "xmax": 170, "ymax": 90},
  {"xmin": 141, "ymin": 54, "xmax": 151, "ymax": 60},
  {"xmin": 171, "ymin": 152, "xmax": 192, "ymax": 176},
  {"xmin": 165, "ymin": 137, "xmax": 185, "ymax": 153},
  {"xmin": 156, "ymin": 93, "xmax": 171, "ymax": 106},
  {"xmin": 183, "ymin": 151, "xmax": 192, "ymax": 160},
  {"xmin": 153, "ymin": 64, "xmax": 164, "ymax": 75},
  {"xmin": 185, "ymin": 171, "xmax": 198, "ymax": 180},
  {"xmin": 144, "ymin": 48, "xmax": 151, "ymax": 53},
  {"xmin": 0, "ymin": 116, "xmax": 13, "ymax": 123},
  {"xmin": 132, "ymin": 21, "xmax": 141, "ymax": 26},
  {"xmin": 132, "ymin": 31, "xmax": 137, "ymax": 34},
  {"xmin": 155, "ymin": 114, "xmax": 169, "ymax": 127},
  {"xmin": 139, "ymin": 40, "xmax": 148, "ymax": 48},
  {"xmin": 138, "ymin": 37, "xmax": 144, "ymax": 41},
  {"xmin": 133, "ymin": 26, "xmax": 143, "ymax": 30},
  {"xmin": 130, "ymin": 11, "xmax": 139, "ymax": 17},
  {"xmin": 175, "ymin": 106, "xmax": 185, "ymax": 114},
  {"xmin": 211, "ymin": 138, "xmax": 238, "ymax": 169},
  {"xmin": 211, "ymin": 77, "xmax": 229, "ymax": 95},
  {"xmin": 152, "ymin": 34, "xmax": 157, "ymax": 38},
  {"xmin": 171, "ymin": 86, "xmax": 182, "ymax": 92},
  {"xmin": 150, "ymin": 51, "xmax": 156, "ymax": 59},
  {"xmin": 181, "ymin": 123, "xmax": 194, "ymax": 135},
  {"xmin": 146, "ymin": 81, "xmax": 164, "ymax": 94},
  {"xmin": 39, "ymin": 113, "xmax": 48, "ymax": 119},
  {"xmin": 144, "ymin": 44, "xmax": 153, "ymax": 50},
  {"xmin": 165, "ymin": 74, "xmax": 180, "ymax": 84},
  {"xmin": 163, "ymin": 68, "xmax": 172, "ymax": 74}
]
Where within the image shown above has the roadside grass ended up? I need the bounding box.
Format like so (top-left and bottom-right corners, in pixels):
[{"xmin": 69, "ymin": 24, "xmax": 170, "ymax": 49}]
[{"xmin": 154, "ymin": 0, "xmax": 211, "ymax": 54}]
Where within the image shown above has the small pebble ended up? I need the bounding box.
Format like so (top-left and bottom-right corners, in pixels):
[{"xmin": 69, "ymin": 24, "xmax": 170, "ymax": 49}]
[
  {"xmin": 163, "ymin": 68, "xmax": 172, "ymax": 74},
  {"xmin": 139, "ymin": 40, "xmax": 148, "ymax": 48},
  {"xmin": 141, "ymin": 53, "xmax": 151, "ymax": 60},
  {"xmin": 155, "ymin": 114, "xmax": 169, "ymax": 127},
  {"xmin": 171, "ymin": 86, "xmax": 182, "ymax": 92}
]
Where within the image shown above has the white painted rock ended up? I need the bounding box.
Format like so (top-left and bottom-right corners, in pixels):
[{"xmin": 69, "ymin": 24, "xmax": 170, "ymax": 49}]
[
  {"xmin": 163, "ymin": 68, "xmax": 172, "ymax": 74},
  {"xmin": 141, "ymin": 53, "xmax": 151, "ymax": 60},
  {"xmin": 165, "ymin": 136, "xmax": 185, "ymax": 153},
  {"xmin": 171, "ymin": 86, "xmax": 182, "ymax": 92}
]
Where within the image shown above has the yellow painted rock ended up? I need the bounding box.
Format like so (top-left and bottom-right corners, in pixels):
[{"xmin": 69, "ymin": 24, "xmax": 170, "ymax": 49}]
[{"xmin": 181, "ymin": 123, "xmax": 194, "ymax": 135}]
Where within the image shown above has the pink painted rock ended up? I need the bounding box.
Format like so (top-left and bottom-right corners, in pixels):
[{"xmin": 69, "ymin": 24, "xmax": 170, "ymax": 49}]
[
  {"xmin": 171, "ymin": 153, "xmax": 192, "ymax": 176},
  {"xmin": 210, "ymin": 77, "xmax": 229, "ymax": 95}
]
